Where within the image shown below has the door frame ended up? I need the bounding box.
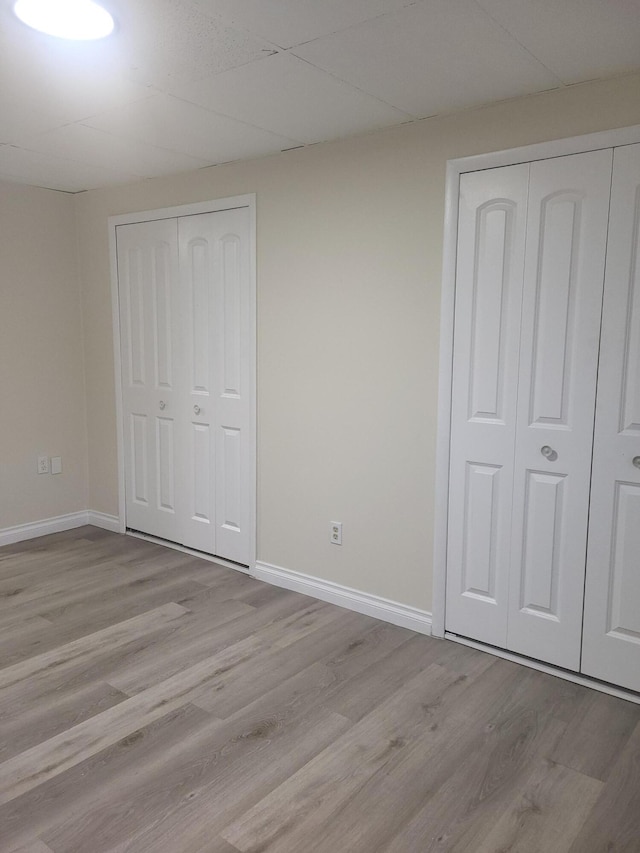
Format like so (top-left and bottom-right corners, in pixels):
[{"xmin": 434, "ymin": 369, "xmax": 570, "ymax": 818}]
[
  {"xmin": 432, "ymin": 124, "xmax": 640, "ymax": 638},
  {"xmin": 108, "ymin": 194, "xmax": 257, "ymax": 570}
]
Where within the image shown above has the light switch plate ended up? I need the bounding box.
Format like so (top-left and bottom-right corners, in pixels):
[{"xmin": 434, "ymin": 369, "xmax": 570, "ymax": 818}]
[{"xmin": 51, "ymin": 456, "xmax": 62, "ymax": 475}]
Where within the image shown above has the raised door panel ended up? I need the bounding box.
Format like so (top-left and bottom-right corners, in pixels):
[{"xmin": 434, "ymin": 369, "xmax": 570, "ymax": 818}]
[
  {"xmin": 213, "ymin": 211, "xmax": 253, "ymax": 566},
  {"xmin": 446, "ymin": 164, "xmax": 529, "ymax": 646},
  {"xmin": 117, "ymin": 219, "xmax": 182, "ymax": 542},
  {"xmin": 582, "ymin": 143, "xmax": 640, "ymax": 692},
  {"xmin": 179, "ymin": 221, "xmax": 217, "ymax": 554},
  {"xmin": 507, "ymin": 149, "xmax": 613, "ymax": 669}
]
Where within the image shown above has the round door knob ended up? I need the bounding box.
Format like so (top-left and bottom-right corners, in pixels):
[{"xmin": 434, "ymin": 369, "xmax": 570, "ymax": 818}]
[
  {"xmin": 193, "ymin": 405, "xmax": 201, "ymax": 415},
  {"xmin": 541, "ymin": 445, "xmax": 556, "ymax": 460},
  {"xmin": 159, "ymin": 401, "xmax": 166, "ymax": 410},
  {"xmin": 633, "ymin": 456, "xmax": 640, "ymax": 469}
]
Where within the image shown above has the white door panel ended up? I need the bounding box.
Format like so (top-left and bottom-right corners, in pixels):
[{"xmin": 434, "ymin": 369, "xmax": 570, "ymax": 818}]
[
  {"xmin": 179, "ymin": 208, "xmax": 253, "ymax": 565},
  {"xmin": 446, "ymin": 164, "xmax": 529, "ymax": 646},
  {"xmin": 179, "ymin": 221, "xmax": 217, "ymax": 553},
  {"xmin": 582, "ymin": 143, "xmax": 640, "ymax": 692},
  {"xmin": 507, "ymin": 150, "xmax": 613, "ymax": 669},
  {"xmin": 118, "ymin": 219, "xmax": 183, "ymax": 543},
  {"xmin": 215, "ymin": 218, "xmax": 253, "ymax": 565}
]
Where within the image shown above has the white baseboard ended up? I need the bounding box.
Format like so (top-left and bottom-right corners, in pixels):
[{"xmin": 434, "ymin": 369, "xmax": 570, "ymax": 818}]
[
  {"xmin": 253, "ymin": 561, "xmax": 432, "ymax": 635},
  {"xmin": 0, "ymin": 510, "xmax": 121, "ymax": 547},
  {"xmin": 86, "ymin": 511, "xmax": 121, "ymax": 533}
]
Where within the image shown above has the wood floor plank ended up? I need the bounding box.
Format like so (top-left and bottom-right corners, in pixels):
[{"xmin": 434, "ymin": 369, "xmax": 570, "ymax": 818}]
[
  {"xmin": 0, "ymin": 602, "xmax": 353, "ymax": 806},
  {"xmin": 106, "ymin": 595, "xmax": 336, "ymax": 696},
  {"xmin": 0, "ymin": 681, "xmax": 129, "ymax": 762},
  {"xmin": 192, "ymin": 608, "xmax": 381, "ymax": 718},
  {"xmin": 567, "ymin": 720, "xmax": 640, "ymax": 853},
  {"xmin": 471, "ymin": 758, "xmax": 603, "ymax": 853},
  {"xmin": 0, "ymin": 704, "xmax": 216, "ymax": 852},
  {"xmin": 377, "ymin": 669, "xmax": 586, "ymax": 853},
  {"xmin": 0, "ymin": 602, "xmax": 188, "ymax": 691},
  {"xmin": 0, "ymin": 646, "xmax": 259, "ymax": 804},
  {"xmin": 6, "ymin": 840, "xmax": 55, "ymax": 853},
  {"xmin": 42, "ymin": 708, "xmax": 352, "ymax": 853},
  {"xmin": 220, "ymin": 662, "xmax": 478, "ymax": 853},
  {"xmin": 550, "ymin": 688, "xmax": 640, "ymax": 781}
]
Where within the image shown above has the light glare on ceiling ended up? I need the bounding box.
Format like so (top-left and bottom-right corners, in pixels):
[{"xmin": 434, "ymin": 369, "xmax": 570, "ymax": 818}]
[{"xmin": 13, "ymin": 0, "xmax": 115, "ymax": 40}]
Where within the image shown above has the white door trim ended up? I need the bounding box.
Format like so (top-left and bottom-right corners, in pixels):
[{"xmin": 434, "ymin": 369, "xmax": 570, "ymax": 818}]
[
  {"xmin": 109, "ymin": 194, "xmax": 257, "ymax": 570},
  {"xmin": 432, "ymin": 124, "xmax": 640, "ymax": 639}
]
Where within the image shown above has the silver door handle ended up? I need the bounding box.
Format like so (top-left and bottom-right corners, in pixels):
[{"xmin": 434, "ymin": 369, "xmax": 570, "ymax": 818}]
[
  {"xmin": 540, "ymin": 445, "xmax": 557, "ymax": 460},
  {"xmin": 193, "ymin": 405, "xmax": 201, "ymax": 415},
  {"xmin": 633, "ymin": 456, "xmax": 640, "ymax": 469},
  {"xmin": 159, "ymin": 401, "xmax": 166, "ymax": 410}
]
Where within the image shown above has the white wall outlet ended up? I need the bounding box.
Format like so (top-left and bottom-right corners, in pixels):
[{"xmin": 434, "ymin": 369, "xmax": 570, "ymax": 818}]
[
  {"xmin": 330, "ymin": 521, "xmax": 342, "ymax": 545},
  {"xmin": 51, "ymin": 456, "xmax": 62, "ymax": 475},
  {"xmin": 37, "ymin": 455, "xmax": 49, "ymax": 474}
]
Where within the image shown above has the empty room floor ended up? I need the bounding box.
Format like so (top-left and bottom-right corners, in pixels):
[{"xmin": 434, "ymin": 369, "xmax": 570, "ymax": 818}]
[{"xmin": 0, "ymin": 528, "xmax": 639, "ymax": 852}]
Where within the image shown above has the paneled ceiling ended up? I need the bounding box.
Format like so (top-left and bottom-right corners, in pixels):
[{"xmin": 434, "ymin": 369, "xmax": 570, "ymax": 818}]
[{"xmin": 1, "ymin": 0, "xmax": 639, "ymax": 192}]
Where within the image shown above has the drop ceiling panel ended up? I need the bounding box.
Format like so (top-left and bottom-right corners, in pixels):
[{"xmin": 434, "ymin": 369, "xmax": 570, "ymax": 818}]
[
  {"xmin": 17, "ymin": 124, "xmax": 208, "ymax": 179},
  {"xmin": 293, "ymin": 0, "xmax": 562, "ymax": 117},
  {"xmin": 173, "ymin": 52, "xmax": 412, "ymax": 144},
  {"xmin": 0, "ymin": 18, "xmax": 152, "ymax": 140},
  {"xmin": 475, "ymin": 0, "xmax": 640, "ymax": 84},
  {"xmin": 113, "ymin": 0, "xmax": 279, "ymax": 91},
  {"xmin": 85, "ymin": 94, "xmax": 300, "ymax": 163},
  {"xmin": 192, "ymin": 0, "xmax": 418, "ymax": 49},
  {"xmin": 0, "ymin": 145, "xmax": 138, "ymax": 192}
]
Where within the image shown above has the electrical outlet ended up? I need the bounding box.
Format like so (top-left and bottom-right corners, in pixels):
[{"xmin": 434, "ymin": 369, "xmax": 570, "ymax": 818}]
[
  {"xmin": 330, "ymin": 521, "xmax": 342, "ymax": 545},
  {"xmin": 37, "ymin": 455, "xmax": 49, "ymax": 474}
]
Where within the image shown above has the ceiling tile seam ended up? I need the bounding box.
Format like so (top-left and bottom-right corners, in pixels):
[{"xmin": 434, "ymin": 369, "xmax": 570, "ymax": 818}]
[
  {"xmin": 160, "ymin": 93, "xmax": 306, "ymax": 147},
  {"xmin": 471, "ymin": 0, "xmax": 567, "ymax": 87},
  {"xmin": 268, "ymin": 0, "xmax": 426, "ymax": 51},
  {"xmin": 284, "ymin": 52, "xmax": 418, "ymax": 120},
  {"xmin": 172, "ymin": 49, "xmax": 282, "ymax": 95},
  {"xmin": 0, "ymin": 142, "xmax": 146, "ymax": 181},
  {"xmin": 69, "ymin": 120, "xmax": 210, "ymax": 167},
  {"xmin": 63, "ymin": 89, "xmax": 165, "ymax": 127}
]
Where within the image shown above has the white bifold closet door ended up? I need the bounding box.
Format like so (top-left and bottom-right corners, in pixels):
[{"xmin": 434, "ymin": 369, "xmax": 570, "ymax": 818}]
[
  {"xmin": 118, "ymin": 207, "xmax": 252, "ymax": 566},
  {"xmin": 506, "ymin": 151, "xmax": 612, "ymax": 669},
  {"xmin": 581, "ymin": 143, "xmax": 640, "ymax": 692},
  {"xmin": 446, "ymin": 149, "xmax": 612, "ymax": 670},
  {"xmin": 446, "ymin": 163, "xmax": 529, "ymax": 648}
]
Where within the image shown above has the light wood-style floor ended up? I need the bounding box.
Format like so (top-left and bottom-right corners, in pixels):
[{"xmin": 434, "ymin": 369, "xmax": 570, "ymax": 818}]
[{"xmin": 1, "ymin": 527, "xmax": 639, "ymax": 853}]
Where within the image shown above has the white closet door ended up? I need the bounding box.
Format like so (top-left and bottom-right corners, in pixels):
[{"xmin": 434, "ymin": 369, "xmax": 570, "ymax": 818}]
[
  {"xmin": 506, "ymin": 150, "xmax": 613, "ymax": 670},
  {"xmin": 179, "ymin": 208, "xmax": 253, "ymax": 565},
  {"xmin": 445, "ymin": 164, "xmax": 529, "ymax": 646},
  {"xmin": 117, "ymin": 218, "xmax": 183, "ymax": 543},
  {"xmin": 581, "ymin": 143, "xmax": 640, "ymax": 692}
]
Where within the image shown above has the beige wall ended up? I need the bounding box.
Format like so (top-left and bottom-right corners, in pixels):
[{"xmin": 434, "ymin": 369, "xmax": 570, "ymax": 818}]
[
  {"xmin": 0, "ymin": 182, "xmax": 88, "ymax": 529},
  {"xmin": 75, "ymin": 72, "xmax": 640, "ymax": 611}
]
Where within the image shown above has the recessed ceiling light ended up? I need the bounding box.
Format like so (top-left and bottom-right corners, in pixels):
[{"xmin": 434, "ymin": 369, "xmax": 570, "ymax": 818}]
[{"xmin": 14, "ymin": 0, "xmax": 115, "ymax": 40}]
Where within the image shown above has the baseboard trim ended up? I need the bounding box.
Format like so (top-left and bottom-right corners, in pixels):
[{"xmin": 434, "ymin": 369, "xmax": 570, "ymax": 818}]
[
  {"xmin": 0, "ymin": 511, "xmax": 89, "ymax": 547},
  {"xmin": 253, "ymin": 561, "xmax": 432, "ymax": 635},
  {"xmin": 86, "ymin": 511, "xmax": 121, "ymax": 533},
  {"xmin": 0, "ymin": 510, "xmax": 121, "ymax": 547}
]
